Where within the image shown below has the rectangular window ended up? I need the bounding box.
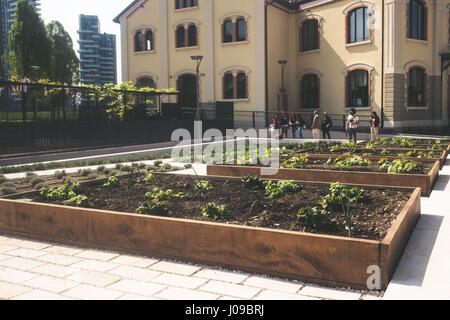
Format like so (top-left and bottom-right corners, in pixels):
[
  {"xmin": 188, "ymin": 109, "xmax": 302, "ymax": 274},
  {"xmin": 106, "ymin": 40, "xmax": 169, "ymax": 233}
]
[
  {"xmin": 348, "ymin": 7, "xmax": 368, "ymax": 43},
  {"xmin": 302, "ymin": 74, "xmax": 319, "ymax": 108},
  {"xmin": 176, "ymin": 26, "xmax": 185, "ymax": 48},
  {"xmin": 408, "ymin": 68, "xmax": 425, "ymax": 106},
  {"xmin": 237, "ymin": 73, "xmax": 247, "ymax": 99},
  {"xmin": 302, "ymin": 19, "xmax": 319, "ymax": 51},
  {"xmin": 348, "ymin": 70, "xmax": 369, "ymax": 107},
  {"xmin": 223, "ymin": 21, "xmax": 233, "ymax": 43}
]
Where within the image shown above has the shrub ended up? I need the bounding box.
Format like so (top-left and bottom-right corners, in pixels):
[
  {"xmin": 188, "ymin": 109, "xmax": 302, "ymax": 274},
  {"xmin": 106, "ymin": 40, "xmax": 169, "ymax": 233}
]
[
  {"xmin": 0, "ymin": 185, "xmax": 17, "ymax": 195},
  {"xmin": 115, "ymin": 163, "xmax": 123, "ymax": 170},
  {"xmin": 0, "ymin": 174, "xmax": 8, "ymax": 184},
  {"xmin": 138, "ymin": 163, "xmax": 146, "ymax": 170},
  {"xmin": 297, "ymin": 207, "xmax": 330, "ymax": 228},
  {"xmin": 34, "ymin": 182, "xmax": 47, "ymax": 190},
  {"xmin": 25, "ymin": 172, "xmax": 38, "ymax": 182},
  {"xmin": 201, "ymin": 203, "xmax": 227, "ymax": 220},
  {"xmin": 154, "ymin": 160, "xmax": 163, "ymax": 167},
  {"xmin": 144, "ymin": 171, "xmax": 156, "ymax": 184},
  {"xmin": 103, "ymin": 168, "xmax": 112, "ymax": 175},
  {"xmin": 30, "ymin": 176, "xmax": 45, "ymax": 187},
  {"xmin": 120, "ymin": 165, "xmax": 132, "ymax": 172},
  {"xmin": 184, "ymin": 164, "xmax": 193, "ymax": 169},
  {"xmin": 86, "ymin": 173, "xmax": 98, "ymax": 180},
  {"xmin": 79, "ymin": 169, "xmax": 92, "ymax": 177},
  {"xmin": 97, "ymin": 166, "xmax": 106, "ymax": 173},
  {"xmin": 54, "ymin": 170, "xmax": 67, "ymax": 180}
]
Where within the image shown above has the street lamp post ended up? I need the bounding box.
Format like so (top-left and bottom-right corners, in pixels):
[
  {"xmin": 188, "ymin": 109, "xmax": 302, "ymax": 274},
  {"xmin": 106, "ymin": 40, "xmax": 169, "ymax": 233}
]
[
  {"xmin": 278, "ymin": 60, "xmax": 288, "ymax": 112},
  {"xmin": 191, "ymin": 55, "xmax": 203, "ymax": 120}
]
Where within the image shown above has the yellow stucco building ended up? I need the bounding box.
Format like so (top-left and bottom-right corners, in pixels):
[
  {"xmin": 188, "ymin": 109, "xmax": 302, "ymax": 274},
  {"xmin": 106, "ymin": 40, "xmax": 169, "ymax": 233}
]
[{"xmin": 114, "ymin": 0, "xmax": 450, "ymax": 130}]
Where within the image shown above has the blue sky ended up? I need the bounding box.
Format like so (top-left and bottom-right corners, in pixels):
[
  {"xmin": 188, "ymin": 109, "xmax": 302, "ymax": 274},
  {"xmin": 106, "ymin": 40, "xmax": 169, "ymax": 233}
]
[{"xmin": 40, "ymin": 0, "xmax": 133, "ymax": 82}]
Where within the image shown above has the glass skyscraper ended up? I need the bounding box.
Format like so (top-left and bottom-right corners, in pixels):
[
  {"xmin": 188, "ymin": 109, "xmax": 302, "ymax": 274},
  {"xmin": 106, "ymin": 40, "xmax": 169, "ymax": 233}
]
[{"xmin": 78, "ymin": 14, "xmax": 117, "ymax": 86}]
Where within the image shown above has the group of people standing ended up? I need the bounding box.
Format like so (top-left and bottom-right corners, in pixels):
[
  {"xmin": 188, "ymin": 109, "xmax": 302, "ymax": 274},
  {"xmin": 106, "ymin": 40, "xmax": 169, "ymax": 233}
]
[
  {"xmin": 270, "ymin": 109, "xmax": 381, "ymax": 142},
  {"xmin": 271, "ymin": 111, "xmax": 333, "ymax": 140}
]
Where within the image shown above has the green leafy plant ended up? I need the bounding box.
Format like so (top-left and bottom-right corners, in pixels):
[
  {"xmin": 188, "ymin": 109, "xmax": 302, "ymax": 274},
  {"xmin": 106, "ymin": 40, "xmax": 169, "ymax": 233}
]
[
  {"xmin": 136, "ymin": 200, "xmax": 168, "ymax": 216},
  {"xmin": 297, "ymin": 207, "xmax": 330, "ymax": 229},
  {"xmin": 143, "ymin": 171, "xmax": 156, "ymax": 184},
  {"xmin": 0, "ymin": 181, "xmax": 18, "ymax": 195},
  {"xmin": 281, "ymin": 155, "xmax": 309, "ymax": 169},
  {"xmin": 379, "ymin": 159, "xmax": 422, "ymax": 174},
  {"xmin": 96, "ymin": 166, "xmax": 106, "ymax": 173},
  {"xmin": 86, "ymin": 173, "xmax": 98, "ymax": 180},
  {"xmin": 334, "ymin": 156, "xmax": 371, "ymax": 170},
  {"xmin": 201, "ymin": 203, "xmax": 227, "ymax": 220},
  {"xmin": 0, "ymin": 174, "xmax": 8, "ymax": 184},
  {"xmin": 78, "ymin": 168, "xmax": 92, "ymax": 177},
  {"xmin": 40, "ymin": 181, "xmax": 80, "ymax": 201},
  {"xmin": 194, "ymin": 180, "xmax": 213, "ymax": 196},
  {"xmin": 63, "ymin": 195, "xmax": 91, "ymax": 208},
  {"xmin": 145, "ymin": 188, "xmax": 184, "ymax": 201},
  {"xmin": 319, "ymin": 182, "xmax": 369, "ymax": 213},
  {"xmin": 103, "ymin": 176, "xmax": 119, "ymax": 188},
  {"xmin": 264, "ymin": 180, "xmax": 300, "ymax": 199}
]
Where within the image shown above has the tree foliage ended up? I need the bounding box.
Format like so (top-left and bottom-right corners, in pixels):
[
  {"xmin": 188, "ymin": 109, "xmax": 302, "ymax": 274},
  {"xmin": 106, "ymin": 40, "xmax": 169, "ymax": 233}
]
[
  {"xmin": 46, "ymin": 21, "xmax": 80, "ymax": 85},
  {"xmin": 8, "ymin": 0, "xmax": 50, "ymax": 81}
]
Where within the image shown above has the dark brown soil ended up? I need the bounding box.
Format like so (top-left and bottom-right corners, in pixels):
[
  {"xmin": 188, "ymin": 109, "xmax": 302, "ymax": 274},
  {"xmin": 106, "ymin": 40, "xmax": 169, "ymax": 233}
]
[{"xmin": 29, "ymin": 174, "xmax": 412, "ymax": 241}]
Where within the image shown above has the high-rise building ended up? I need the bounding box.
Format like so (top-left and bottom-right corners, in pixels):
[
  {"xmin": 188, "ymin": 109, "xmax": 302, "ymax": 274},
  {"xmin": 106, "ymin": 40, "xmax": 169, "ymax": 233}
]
[
  {"xmin": 0, "ymin": 0, "xmax": 41, "ymax": 80},
  {"xmin": 78, "ymin": 14, "xmax": 117, "ymax": 86}
]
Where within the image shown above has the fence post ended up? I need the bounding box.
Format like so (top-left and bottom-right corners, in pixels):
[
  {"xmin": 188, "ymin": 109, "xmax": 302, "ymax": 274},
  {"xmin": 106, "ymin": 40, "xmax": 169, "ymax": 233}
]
[
  {"xmin": 252, "ymin": 112, "xmax": 256, "ymax": 128},
  {"xmin": 343, "ymin": 115, "xmax": 346, "ymax": 133}
]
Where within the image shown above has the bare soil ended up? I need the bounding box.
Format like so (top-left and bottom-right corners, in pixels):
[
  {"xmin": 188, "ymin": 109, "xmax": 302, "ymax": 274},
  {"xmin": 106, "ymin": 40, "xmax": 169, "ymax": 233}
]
[{"xmin": 28, "ymin": 174, "xmax": 412, "ymax": 241}]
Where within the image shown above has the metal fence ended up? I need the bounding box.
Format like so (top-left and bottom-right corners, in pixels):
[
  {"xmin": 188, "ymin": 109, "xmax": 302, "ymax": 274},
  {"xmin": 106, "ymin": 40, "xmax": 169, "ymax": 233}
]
[
  {"xmin": 0, "ymin": 81, "xmax": 234, "ymax": 156},
  {"xmin": 233, "ymin": 110, "xmax": 373, "ymax": 132}
]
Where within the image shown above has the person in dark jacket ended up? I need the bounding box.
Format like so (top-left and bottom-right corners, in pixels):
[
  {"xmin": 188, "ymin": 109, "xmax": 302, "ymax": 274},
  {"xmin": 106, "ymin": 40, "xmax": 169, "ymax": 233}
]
[
  {"xmin": 280, "ymin": 111, "xmax": 289, "ymax": 139},
  {"xmin": 322, "ymin": 112, "xmax": 333, "ymax": 139},
  {"xmin": 371, "ymin": 111, "xmax": 381, "ymax": 141}
]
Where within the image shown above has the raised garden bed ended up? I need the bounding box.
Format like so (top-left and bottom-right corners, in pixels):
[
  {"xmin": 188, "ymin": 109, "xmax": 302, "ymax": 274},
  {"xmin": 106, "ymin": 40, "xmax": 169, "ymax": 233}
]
[
  {"xmin": 207, "ymin": 158, "xmax": 440, "ymax": 197},
  {"xmin": 0, "ymin": 173, "xmax": 420, "ymax": 290}
]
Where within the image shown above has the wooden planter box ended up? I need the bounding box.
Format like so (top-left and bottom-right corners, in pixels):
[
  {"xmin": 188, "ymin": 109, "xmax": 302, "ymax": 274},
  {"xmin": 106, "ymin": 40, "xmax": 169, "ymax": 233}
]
[
  {"xmin": 206, "ymin": 161, "xmax": 440, "ymax": 197},
  {"xmin": 0, "ymin": 182, "xmax": 421, "ymax": 290},
  {"xmin": 284, "ymin": 153, "xmax": 446, "ymax": 170}
]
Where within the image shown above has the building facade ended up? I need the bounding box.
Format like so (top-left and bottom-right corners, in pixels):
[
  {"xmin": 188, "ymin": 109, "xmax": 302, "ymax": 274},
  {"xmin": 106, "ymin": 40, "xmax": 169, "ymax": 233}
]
[
  {"xmin": 78, "ymin": 14, "xmax": 117, "ymax": 86},
  {"xmin": 114, "ymin": 0, "xmax": 450, "ymax": 130},
  {"xmin": 0, "ymin": 0, "xmax": 40, "ymax": 80}
]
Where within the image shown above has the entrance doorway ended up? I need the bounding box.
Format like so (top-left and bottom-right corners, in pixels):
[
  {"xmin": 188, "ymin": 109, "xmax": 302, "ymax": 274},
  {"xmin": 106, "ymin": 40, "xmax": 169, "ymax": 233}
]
[{"xmin": 177, "ymin": 74, "xmax": 198, "ymax": 109}]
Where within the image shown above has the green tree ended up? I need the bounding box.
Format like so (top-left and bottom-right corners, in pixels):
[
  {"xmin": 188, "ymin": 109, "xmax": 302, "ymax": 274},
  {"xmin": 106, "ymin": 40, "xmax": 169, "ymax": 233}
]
[
  {"xmin": 46, "ymin": 21, "xmax": 80, "ymax": 120},
  {"xmin": 7, "ymin": 0, "xmax": 51, "ymax": 121},
  {"xmin": 46, "ymin": 21, "xmax": 79, "ymax": 85}
]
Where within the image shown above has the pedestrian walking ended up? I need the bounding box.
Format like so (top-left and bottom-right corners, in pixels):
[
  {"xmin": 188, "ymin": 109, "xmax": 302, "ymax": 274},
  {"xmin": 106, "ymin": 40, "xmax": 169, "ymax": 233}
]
[
  {"xmin": 311, "ymin": 110, "xmax": 323, "ymax": 139},
  {"xmin": 322, "ymin": 112, "xmax": 333, "ymax": 139},
  {"xmin": 371, "ymin": 111, "xmax": 381, "ymax": 141},
  {"xmin": 346, "ymin": 108, "xmax": 360, "ymax": 142}
]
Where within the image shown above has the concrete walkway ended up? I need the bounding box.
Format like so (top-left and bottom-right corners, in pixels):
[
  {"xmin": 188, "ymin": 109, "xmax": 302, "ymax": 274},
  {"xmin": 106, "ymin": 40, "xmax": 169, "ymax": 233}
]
[{"xmin": 383, "ymin": 157, "xmax": 450, "ymax": 300}]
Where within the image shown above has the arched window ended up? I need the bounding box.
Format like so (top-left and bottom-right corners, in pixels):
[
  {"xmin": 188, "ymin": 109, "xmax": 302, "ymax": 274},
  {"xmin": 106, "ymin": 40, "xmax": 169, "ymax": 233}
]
[
  {"xmin": 300, "ymin": 19, "xmax": 319, "ymax": 52},
  {"xmin": 135, "ymin": 31, "xmax": 143, "ymax": 52},
  {"xmin": 221, "ymin": 16, "xmax": 247, "ymax": 43},
  {"xmin": 236, "ymin": 18, "xmax": 247, "ymax": 42},
  {"xmin": 137, "ymin": 77, "xmax": 155, "ymax": 89},
  {"xmin": 347, "ymin": 69, "xmax": 369, "ymax": 108},
  {"xmin": 408, "ymin": 0, "xmax": 427, "ymax": 40},
  {"xmin": 222, "ymin": 71, "xmax": 248, "ymax": 100},
  {"xmin": 145, "ymin": 30, "xmax": 153, "ymax": 51},
  {"xmin": 175, "ymin": 24, "xmax": 198, "ymax": 48},
  {"xmin": 223, "ymin": 73, "xmax": 234, "ymax": 99},
  {"xmin": 301, "ymin": 74, "xmax": 320, "ymax": 108},
  {"xmin": 223, "ymin": 20, "xmax": 233, "ymax": 43},
  {"xmin": 176, "ymin": 25, "xmax": 185, "ymax": 48},
  {"xmin": 188, "ymin": 25, "xmax": 197, "ymax": 46},
  {"xmin": 408, "ymin": 67, "xmax": 426, "ymax": 106},
  {"xmin": 134, "ymin": 29, "xmax": 154, "ymax": 52},
  {"xmin": 347, "ymin": 6, "xmax": 369, "ymax": 43}
]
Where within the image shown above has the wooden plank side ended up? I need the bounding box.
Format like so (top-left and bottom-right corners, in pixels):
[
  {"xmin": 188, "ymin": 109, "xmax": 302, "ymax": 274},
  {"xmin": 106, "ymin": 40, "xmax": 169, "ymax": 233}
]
[
  {"xmin": 207, "ymin": 164, "xmax": 436, "ymax": 196},
  {"xmin": 0, "ymin": 198, "xmax": 381, "ymax": 289}
]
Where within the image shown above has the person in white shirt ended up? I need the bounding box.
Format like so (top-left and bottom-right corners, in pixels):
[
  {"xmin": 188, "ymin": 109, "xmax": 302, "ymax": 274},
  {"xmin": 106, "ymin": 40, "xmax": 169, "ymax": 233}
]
[{"xmin": 346, "ymin": 108, "xmax": 360, "ymax": 142}]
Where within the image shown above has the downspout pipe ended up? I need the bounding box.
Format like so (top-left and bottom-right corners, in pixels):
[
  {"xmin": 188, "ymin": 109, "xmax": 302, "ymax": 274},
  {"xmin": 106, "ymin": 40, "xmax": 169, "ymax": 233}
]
[{"xmin": 381, "ymin": 0, "xmax": 385, "ymax": 130}]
